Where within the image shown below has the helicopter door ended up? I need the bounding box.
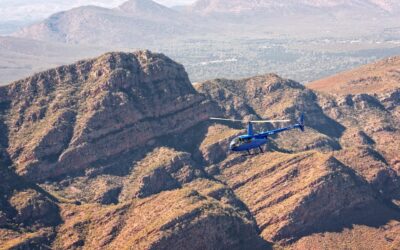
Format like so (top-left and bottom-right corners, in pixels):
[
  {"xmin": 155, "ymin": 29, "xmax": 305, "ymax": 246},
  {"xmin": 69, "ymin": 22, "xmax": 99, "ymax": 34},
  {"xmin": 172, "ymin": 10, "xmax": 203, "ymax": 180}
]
[{"xmin": 243, "ymin": 138, "xmax": 252, "ymax": 144}]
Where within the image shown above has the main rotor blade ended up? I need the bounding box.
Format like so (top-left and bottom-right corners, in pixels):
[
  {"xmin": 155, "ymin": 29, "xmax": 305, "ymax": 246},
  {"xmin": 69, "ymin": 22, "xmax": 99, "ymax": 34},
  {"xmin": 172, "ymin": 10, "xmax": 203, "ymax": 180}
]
[
  {"xmin": 210, "ymin": 118, "xmax": 291, "ymax": 123},
  {"xmin": 210, "ymin": 118, "xmax": 244, "ymax": 122},
  {"xmin": 250, "ymin": 120, "xmax": 291, "ymax": 123}
]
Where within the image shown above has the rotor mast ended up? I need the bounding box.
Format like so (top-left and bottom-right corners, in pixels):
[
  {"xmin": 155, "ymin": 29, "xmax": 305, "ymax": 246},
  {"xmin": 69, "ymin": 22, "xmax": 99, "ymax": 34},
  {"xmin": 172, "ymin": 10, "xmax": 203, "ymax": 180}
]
[{"xmin": 247, "ymin": 122, "xmax": 254, "ymax": 136}]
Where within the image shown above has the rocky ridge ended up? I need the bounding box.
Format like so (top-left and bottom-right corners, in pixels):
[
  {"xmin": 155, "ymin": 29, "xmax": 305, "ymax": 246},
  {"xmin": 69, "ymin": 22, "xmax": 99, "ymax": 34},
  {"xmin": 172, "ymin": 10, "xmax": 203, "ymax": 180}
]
[
  {"xmin": 0, "ymin": 51, "xmax": 399, "ymax": 249},
  {"xmin": 2, "ymin": 50, "xmax": 216, "ymax": 182}
]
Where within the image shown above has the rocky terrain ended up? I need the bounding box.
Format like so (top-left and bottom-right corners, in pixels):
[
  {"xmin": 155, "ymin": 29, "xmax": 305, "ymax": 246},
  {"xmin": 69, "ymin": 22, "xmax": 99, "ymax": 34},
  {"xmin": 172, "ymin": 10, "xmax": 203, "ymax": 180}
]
[{"xmin": 0, "ymin": 51, "xmax": 399, "ymax": 249}]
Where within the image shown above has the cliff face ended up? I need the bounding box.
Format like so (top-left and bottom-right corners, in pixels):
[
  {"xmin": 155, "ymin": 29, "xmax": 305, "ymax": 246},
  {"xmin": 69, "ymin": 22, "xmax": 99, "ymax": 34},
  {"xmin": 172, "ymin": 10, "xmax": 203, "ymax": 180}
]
[
  {"xmin": 1, "ymin": 51, "xmax": 216, "ymax": 181},
  {"xmin": 1, "ymin": 52, "xmax": 400, "ymax": 249},
  {"xmin": 54, "ymin": 183, "xmax": 266, "ymax": 250}
]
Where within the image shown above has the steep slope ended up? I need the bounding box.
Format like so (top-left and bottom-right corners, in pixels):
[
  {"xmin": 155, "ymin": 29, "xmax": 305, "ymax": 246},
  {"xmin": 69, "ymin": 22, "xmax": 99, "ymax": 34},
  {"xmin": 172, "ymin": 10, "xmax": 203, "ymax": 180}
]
[
  {"xmin": 53, "ymin": 182, "xmax": 267, "ymax": 250},
  {"xmin": 308, "ymin": 56, "xmax": 400, "ymax": 95},
  {"xmin": 215, "ymin": 152, "xmax": 392, "ymax": 243},
  {"xmin": 0, "ymin": 50, "xmax": 217, "ymax": 182}
]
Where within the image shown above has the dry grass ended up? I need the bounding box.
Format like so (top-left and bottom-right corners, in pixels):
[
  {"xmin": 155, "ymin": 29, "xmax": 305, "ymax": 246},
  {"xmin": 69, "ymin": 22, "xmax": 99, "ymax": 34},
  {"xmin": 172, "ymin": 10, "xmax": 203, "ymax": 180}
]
[{"xmin": 308, "ymin": 56, "xmax": 400, "ymax": 95}]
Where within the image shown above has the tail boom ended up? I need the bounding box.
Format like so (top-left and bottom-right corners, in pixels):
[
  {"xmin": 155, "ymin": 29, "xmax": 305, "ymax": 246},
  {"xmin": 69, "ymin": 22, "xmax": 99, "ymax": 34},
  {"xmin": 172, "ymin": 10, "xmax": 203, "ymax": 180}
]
[{"xmin": 257, "ymin": 114, "xmax": 305, "ymax": 137}]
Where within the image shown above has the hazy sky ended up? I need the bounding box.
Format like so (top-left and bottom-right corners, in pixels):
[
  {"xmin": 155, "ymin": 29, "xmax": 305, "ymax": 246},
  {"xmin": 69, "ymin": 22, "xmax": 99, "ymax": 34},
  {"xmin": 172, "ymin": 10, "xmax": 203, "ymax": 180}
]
[{"xmin": 0, "ymin": 0, "xmax": 196, "ymax": 22}]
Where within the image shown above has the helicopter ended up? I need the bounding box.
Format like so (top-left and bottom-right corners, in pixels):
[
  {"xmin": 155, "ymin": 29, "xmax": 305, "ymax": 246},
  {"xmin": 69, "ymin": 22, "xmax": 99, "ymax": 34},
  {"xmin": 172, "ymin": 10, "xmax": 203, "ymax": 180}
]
[{"xmin": 210, "ymin": 114, "xmax": 304, "ymax": 155}]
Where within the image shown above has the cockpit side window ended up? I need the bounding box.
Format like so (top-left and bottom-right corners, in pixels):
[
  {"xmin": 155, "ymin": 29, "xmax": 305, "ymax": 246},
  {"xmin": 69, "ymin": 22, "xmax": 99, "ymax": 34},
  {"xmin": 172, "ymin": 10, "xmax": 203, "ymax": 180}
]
[
  {"xmin": 231, "ymin": 138, "xmax": 240, "ymax": 147},
  {"xmin": 243, "ymin": 137, "xmax": 252, "ymax": 143},
  {"xmin": 231, "ymin": 137, "xmax": 253, "ymax": 147}
]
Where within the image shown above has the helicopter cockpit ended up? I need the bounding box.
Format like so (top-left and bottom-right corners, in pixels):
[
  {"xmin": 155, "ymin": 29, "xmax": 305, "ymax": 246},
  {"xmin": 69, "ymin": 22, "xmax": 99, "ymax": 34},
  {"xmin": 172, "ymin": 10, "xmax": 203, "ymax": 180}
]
[{"xmin": 230, "ymin": 136, "xmax": 253, "ymax": 149}]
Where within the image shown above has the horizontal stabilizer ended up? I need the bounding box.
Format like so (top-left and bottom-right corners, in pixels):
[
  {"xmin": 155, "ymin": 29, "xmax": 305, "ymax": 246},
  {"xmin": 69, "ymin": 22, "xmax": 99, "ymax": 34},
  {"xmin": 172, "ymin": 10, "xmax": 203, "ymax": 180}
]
[{"xmin": 297, "ymin": 113, "xmax": 305, "ymax": 132}]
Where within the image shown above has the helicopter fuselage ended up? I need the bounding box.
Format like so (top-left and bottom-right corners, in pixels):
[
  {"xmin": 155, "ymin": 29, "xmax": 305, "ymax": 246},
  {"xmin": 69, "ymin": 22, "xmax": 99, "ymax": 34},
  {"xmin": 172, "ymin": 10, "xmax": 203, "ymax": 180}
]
[
  {"xmin": 229, "ymin": 135, "xmax": 267, "ymax": 152},
  {"xmin": 229, "ymin": 115, "xmax": 305, "ymax": 153},
  {"xmin": 212, "ymin": 114, "xmax": 305, "ymax": 153}
]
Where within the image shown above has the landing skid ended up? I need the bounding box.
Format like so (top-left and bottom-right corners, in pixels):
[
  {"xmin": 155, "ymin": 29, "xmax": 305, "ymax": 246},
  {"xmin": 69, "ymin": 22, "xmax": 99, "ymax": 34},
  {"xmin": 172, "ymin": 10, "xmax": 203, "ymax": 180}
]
[{"xmin": 243, "ymin": 147, "xmax": 264, "ymax": 156}]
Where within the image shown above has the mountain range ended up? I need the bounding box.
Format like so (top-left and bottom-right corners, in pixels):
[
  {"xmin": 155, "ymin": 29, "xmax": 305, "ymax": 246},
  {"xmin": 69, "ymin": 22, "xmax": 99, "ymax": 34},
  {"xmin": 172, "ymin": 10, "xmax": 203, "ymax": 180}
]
[
  {"xmin": 188, "ymin": 0, "xmax": 400, "ymax": 15},
  {"xmin": 14, "ymin": 0, "xmax": 199, "ymax": 46},
  {"xmin": 0, "ymin": 50, "xmax": 399, "ymax": 249},
  {"xmin": 14, "ymin": 0, "xmax": 400, "ymax": 46}
]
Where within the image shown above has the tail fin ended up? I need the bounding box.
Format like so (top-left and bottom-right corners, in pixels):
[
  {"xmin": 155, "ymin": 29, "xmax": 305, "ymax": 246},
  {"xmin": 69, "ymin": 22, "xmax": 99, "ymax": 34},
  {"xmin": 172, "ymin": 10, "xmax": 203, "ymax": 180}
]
[{"xmin": 297, "ymin": 113, "xmax": 305, "ymax": 132}]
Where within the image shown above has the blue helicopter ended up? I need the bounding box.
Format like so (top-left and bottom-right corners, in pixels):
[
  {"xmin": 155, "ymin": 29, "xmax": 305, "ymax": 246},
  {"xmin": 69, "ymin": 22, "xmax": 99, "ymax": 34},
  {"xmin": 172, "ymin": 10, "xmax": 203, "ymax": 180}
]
[{"xmin": 210, "ymin": 114, "xmax": 304, "ymax": 155}]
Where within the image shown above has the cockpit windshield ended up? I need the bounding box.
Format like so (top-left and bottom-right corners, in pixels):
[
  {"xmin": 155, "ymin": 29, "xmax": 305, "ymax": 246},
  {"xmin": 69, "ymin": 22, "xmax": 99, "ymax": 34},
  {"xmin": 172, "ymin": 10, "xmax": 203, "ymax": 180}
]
[
  {"xmin": 230, "ymin": 138, "xmax": 241, "ymax": 148},
  {"xmin": 230, "ymin": 137, "xmax": 252, "ymax": 148}
]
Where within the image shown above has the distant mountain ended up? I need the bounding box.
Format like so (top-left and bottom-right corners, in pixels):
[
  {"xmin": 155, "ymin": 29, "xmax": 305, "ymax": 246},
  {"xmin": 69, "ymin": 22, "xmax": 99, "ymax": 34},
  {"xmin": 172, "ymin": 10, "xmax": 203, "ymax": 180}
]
[
  {"xmin": 187, "ymin": 0, "xmax": 400, "ymax": 16},
  {"xmin": 14, "ymin": 0, "xmax": 197, "ymax": 46},
  {"xmin": 118, "ymin": 0, "xmax": 179, "ymax": 19},
  {"xmin": 13, "ymin": 0, "xmax": 400, "ymax": 46},
  {"xmin": 5, "ymin": 0, "xmax": 400, "ymax": 88},
  {"xmin": 368, "ymin": 0, "xmax": 400, "ymax": 12}
]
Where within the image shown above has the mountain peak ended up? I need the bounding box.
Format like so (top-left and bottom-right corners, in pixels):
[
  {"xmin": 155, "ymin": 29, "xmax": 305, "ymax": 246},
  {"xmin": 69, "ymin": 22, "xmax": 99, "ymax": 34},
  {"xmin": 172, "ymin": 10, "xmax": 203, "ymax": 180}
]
[
  {"xmin": 14, "ymin": 0, "xmax": 186, "ymax": 46},
  {"xmin": 1, "ymin": 50, "xmax": 209, "ymax": 182},
  {"xmin": 118, "ymin": 0, "xmax": 175, "ymax": 15}
]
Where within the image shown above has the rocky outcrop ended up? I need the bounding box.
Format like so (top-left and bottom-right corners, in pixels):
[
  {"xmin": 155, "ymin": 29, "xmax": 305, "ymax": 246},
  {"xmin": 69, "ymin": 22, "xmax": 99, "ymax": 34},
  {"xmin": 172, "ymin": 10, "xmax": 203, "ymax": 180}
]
[
  {"xmin": 120, "ymin": 147, "xmax": 205, "ymax": 200},
  {"xmin": 199, "ymin": 124, "xmax": 241, "ymax": 165},
  {"xmin": 291, "ymin": 221, "xmax": 400, "ymax": 250},
  {"xmin": 0, "ymin": 212, "xmax": 6, "ymax": 227},
  {"xmin": 9, "ymin": 189, "xmax": 60, "ymax": 226},
  {"xmin": 0, "ymin": 228, "xmax": 56, "ymax": 250},
  {"xmin": 1, "ymin": 51, "xmax": 217, "ymax": 182},
  {"xmin": 213, "ymin": 152, "xmax": 390, "ymax": 243},
  {"xmin": 334, "ymin": 146, "xmax": 400, "ymax": 200},
  {"xmin": 53, "ymin": 181, "xmax": 268, "ymax": 250}
]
